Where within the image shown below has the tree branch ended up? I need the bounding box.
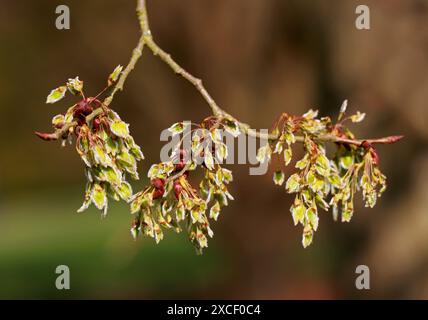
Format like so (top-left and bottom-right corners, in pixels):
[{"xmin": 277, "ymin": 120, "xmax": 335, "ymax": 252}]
[
  {"xmin": 37, "ymin": 0, "xmax": 403, "ymax": 149},
  {"xmin": 309, "ymin": 134, "xmax": 404, "ymax": 147},
  {"xmin": 137, "ymin": 1, "xmax": 402, "ymax": 147}
]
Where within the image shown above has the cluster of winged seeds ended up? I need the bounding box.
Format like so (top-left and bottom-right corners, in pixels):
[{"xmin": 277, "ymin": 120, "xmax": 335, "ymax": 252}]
[
  {"xmin": 257, "ymin": 102, "xmax": 388, "ymax": 247},
  {"xmin": 130, "ymin": 118, "xmax": 237, "ymax": 253},
  {"xmin": 36, "ymin": 66, "xmax": 144, "ymax": 216},
  {"xmin": 37, "ymin": 81, "xmax": 398, "ymax": 252}
]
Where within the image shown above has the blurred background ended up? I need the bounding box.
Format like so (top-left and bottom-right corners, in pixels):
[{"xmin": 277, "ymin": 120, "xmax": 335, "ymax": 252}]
[{"xmin": 0, "ymin": 0, "xmax": 427, "ymax": 299}]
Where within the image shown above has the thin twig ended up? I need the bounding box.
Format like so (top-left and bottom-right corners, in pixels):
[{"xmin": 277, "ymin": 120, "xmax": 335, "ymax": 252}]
[{"xmin": 325, "ymin": 135, "xmax": 404, "ymax": 146}]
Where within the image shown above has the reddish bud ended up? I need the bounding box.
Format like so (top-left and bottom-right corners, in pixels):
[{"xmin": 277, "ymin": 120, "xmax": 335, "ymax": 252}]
[
  {"xmin": 387, "ymin": 135, "xmax": 404, "ymax": 143},
  {"xmin": 370, "ymin": 148, "xmax": 380, "ymax": 166},
  {"xmin": 151, "ymin": 178, "xmax": 165, "ymax": 190},
  {"xmin": 152, "ymin": 187, "xmax": 165, "ymax": 200},
  {"xmin": 73, "ymin": 98, "xmax": 94, "ymax": 120},
  {"xmin": 93, "ymin": 117, "xmax": 101, "ymax": 131},
  {"xmin": 173, "ymin": 182, "xmax": 183, "ymax": 199},
  {"xmin": 34, "ymin": 131, "xmax": 57, "ymax": 141},
  {"xmin": 361, "ymin": 140, "xmax": 371, "ymax": 150}
]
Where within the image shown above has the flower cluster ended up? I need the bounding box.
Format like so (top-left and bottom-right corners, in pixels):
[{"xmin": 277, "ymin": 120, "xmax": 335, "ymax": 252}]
[
  {"xmin": 76, "ymin": 109, "xmax": 144, "ymax": 216},
  {"xmin": 35, "ymin": 1, "xmax": 403, "ymax": 255},
  {"xmin": 36, "ymin": 66, "xmax": 144, "ymax": 216},
  {"xmin": 258, "ymin": 101, "xmax": 388, "ymax": 248},
  {"xmin": 130, "ymin": 117, "xmax": 236, "ymax": 253}
]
